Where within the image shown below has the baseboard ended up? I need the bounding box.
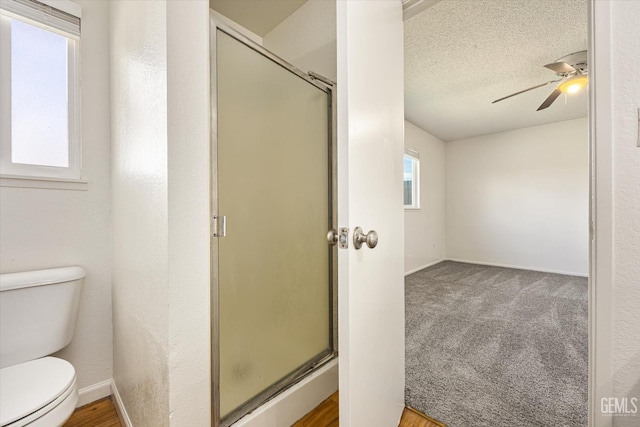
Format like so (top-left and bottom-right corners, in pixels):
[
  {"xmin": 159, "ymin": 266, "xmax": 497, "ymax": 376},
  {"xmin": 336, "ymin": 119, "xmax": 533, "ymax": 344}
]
[
  {"xmin": 233, "ymin": 358, "xmax": 338, "ymax": 427},
  {"xmin": 405, "ymin": 259, "xmax": 445, "ymax": 276},
  {"xmin": 446, "ymin": 258, "xmax": 588, "ymax": 277},
  {"xmin": 111, "ymin": 380, "xmax": 133, "ymax": 427},
  {"xmin": 77, "ymin": 379, "xmax": 113, "ymax": 407}
]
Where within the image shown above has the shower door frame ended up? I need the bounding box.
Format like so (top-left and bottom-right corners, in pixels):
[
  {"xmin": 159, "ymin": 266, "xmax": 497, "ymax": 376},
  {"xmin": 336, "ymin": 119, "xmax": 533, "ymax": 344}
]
[{"xmin": 209, "ymin": 14, "xmax": 339, "ymax": 427}]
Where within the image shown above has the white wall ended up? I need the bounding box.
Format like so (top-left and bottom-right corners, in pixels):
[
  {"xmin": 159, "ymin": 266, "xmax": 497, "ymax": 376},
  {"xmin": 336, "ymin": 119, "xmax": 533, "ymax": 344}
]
[
  {"xmin": 166, "ymin": 1, "xmax": 211, "ymax": 425},
  {"xmin": 110, "ymin": 1, "xmax": 211, "ymax": 425},
  {"xmin": 446, "ymin": 118, "xmax": 589, "ymax": 276},
  {"xmin": 404, "ymin": 120, "xmax": 445, "ymax": 274},
  {"xmin": 110, "ymin": 1, "xmax": 169, "ymax": 425},
  {"xmin": 0, "ymin": 0, "xmax": 113, "ymax": 394},
  {"xmin": 263, "ymin": 0, "xmax": 336, "ymax": 82},
  {"xmin": 610, "ymin": 0, "xmax": 640, "ymax": 422}
]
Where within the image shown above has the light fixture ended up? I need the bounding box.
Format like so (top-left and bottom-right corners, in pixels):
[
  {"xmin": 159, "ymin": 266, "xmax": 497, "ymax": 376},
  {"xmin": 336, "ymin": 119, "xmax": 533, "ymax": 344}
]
[{"xmin": 557, "ymin": 75, "xmax": 588, "ymax": 94}]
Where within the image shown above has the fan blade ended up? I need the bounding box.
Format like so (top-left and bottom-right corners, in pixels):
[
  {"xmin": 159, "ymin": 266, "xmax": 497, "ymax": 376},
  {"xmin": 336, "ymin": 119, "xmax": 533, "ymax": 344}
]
[
  {"xmin": 544, "ymin": 61, "xmax": 577, "ymax": 74},
  {"xmin": 492, "ymin": 81, "xmax": 557, "ymax": 104},
  {"xmin": 536, "ymin": 89, "xmax": 562, "ymax": 111}
]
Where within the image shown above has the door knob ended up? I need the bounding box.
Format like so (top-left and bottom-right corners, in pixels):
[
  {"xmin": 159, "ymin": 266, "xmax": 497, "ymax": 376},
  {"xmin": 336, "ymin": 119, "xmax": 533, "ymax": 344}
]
[{"xmin": 353, "ymin": 227, "xmax": 378, "ymax": 249}]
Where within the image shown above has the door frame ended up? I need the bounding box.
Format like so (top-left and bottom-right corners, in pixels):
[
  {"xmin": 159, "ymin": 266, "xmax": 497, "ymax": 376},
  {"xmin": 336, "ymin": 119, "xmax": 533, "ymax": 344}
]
[
  {"xmin": 588, "ymin": 1, "xmax": 614, "ymax": 426},
  {"xmin": 208, "ymin": 13, "xmax": 339, "ymax": 427}
]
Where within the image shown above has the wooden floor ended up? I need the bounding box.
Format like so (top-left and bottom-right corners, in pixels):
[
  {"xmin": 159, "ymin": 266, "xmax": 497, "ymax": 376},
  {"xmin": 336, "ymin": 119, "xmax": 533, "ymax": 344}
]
[
  {"xmin": 66, "ymin": 393, "xmax": 444, "ymax": 427},
  {"xmin": 293, "ymin": 392, "xmax": 446, "ymax": 427},
  {"xmin": 64, "ymin": 397, "xmax": 122, "ymax": 427}
]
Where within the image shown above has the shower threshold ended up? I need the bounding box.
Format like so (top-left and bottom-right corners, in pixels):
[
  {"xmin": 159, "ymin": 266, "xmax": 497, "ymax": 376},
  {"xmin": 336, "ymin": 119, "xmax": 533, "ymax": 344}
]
[{"xmin": 221, "ymin": 350, "xmax": 338, "ymax": 427}]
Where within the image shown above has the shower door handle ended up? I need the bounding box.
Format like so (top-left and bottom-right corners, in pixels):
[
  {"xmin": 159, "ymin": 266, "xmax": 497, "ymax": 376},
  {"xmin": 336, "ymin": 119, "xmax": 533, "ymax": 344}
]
[
  {"xmin": 353, "ymin": 227, "xmax": 378, "ymax": 249},
  {"xmin": 327, "ymin": 229, "xmax": 338, "ymax": 245},
  {"xmin": 213, "ymin": 216, "xmax": 226, "ymax": 237}
]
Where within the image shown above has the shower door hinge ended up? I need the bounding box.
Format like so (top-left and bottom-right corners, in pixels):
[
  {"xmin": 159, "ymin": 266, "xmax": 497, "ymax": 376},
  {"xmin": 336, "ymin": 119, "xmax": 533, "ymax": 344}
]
[{"xmin": 213, "ymin": 215, "xmax": 226, "ymax": 237}]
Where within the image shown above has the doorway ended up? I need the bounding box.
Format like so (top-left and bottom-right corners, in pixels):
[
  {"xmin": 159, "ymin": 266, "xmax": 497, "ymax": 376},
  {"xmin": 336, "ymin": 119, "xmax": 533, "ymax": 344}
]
[{"xmin": 402, "ymin": 1, "xmax": 590, "ymax": 426}]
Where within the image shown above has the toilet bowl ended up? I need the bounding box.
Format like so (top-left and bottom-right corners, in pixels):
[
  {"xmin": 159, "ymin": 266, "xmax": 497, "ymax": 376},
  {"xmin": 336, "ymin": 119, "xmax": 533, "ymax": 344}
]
[{"xmin": 0, "ymin": 267, "xmax": 85, "ymax": 427}]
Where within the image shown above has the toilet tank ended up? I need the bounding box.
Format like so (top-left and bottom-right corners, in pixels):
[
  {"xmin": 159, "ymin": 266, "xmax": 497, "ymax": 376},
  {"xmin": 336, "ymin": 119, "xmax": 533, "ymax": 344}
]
[{"xmin": 0, "ymin": 266, "xmax": 85, "ymax": 369}]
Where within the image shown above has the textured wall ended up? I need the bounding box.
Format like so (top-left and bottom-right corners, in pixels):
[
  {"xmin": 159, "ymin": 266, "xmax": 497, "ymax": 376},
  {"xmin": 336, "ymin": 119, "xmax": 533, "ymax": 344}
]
[
  {"xmin": 166, "ymin": 1, "xmax": 211, "ymax": 425},
  {"xmin": 404, "ymin": 121, "xmax": 446, "ymax": 274},
  {"xmin": 611, "ymin": 0, "xmax": 640, "ymax": 424},
  {"xmin": 263, "ymin": 0, "xmax": 337, "ymax": 82},
  {"xmin": 0, "ymin": 0, "xmax": 113, "ymax": 392},
  {"xmin": 109, "ymin": 1, "xmax": 169, "ymax": 425},
  {"xmin": 446, "ymin": 118, "xmax": 589, "ymax": 276}
]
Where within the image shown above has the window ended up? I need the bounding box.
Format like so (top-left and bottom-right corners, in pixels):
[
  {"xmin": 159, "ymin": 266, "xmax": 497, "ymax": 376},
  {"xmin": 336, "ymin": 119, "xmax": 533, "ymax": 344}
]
[
  {"xmin": 404, "ymin": 149, "xmax": 419, "ymax": 209},
  {"xmin": 0, "ymin": 0, "xmax": 81, "ymax": 181}
]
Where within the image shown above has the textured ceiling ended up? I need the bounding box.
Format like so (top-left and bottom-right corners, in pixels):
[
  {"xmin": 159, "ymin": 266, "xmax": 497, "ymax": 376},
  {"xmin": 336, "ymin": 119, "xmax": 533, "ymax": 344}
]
[
  {"xmin": 405, "ymin": 0, "xmax": 588, "ymax": 141},
  {"xmin": 210, "ymin": 0, "xmax": 307, "ymax": 37}
]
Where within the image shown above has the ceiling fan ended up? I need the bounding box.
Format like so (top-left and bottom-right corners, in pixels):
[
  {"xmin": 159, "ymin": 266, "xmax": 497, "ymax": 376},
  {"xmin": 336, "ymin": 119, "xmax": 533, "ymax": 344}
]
[{"xmin": 492, "ymin": 50, "xmax": 588, "ymax": 111}]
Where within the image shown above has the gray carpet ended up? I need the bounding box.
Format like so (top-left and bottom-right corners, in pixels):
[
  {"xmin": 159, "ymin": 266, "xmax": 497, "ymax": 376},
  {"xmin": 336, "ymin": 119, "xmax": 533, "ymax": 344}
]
[{"xmin": 405, "ymin": 261, "xmax": 588, "ymax": 427}]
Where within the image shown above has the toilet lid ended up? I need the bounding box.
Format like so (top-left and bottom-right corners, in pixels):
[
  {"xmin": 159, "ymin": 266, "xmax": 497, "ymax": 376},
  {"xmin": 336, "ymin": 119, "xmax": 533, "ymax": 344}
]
[{"xmin": 0, "ymin": 357, "xmax": 76, "ymax": 426}]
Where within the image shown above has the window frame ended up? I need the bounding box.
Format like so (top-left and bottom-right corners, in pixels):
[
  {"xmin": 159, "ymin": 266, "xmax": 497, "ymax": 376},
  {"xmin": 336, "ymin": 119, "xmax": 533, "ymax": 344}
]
[
  {"xmin": 403, "ymin": 149, "xmax": 420, "ymax": 210},
  {"xmin": 0, "ymin": 2, "xmax": 82, "ymax": 183}
]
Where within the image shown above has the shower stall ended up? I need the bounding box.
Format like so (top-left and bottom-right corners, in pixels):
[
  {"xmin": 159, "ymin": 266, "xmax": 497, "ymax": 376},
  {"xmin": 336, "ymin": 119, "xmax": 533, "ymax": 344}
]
[{"xmin": 210, "ymin": 16, "xmax": 337, "ymax": 427}]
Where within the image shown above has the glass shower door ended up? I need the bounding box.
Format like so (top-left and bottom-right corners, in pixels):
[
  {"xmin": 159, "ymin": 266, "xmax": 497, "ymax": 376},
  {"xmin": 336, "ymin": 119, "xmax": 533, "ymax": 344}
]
[{"xmin": 213, "ymin": 27, "xmax": 334, "ymax": 426}]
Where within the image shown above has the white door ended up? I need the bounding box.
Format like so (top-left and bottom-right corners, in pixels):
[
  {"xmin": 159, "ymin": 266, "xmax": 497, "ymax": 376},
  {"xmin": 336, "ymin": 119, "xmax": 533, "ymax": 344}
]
[{"xmin": 337, "ymin": 1, "xmax": 406, "ymax": 426}]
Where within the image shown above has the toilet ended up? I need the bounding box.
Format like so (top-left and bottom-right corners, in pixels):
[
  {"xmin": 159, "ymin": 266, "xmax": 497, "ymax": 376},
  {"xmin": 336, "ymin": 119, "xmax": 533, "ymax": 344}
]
[{"xmin": 0, "ymin": 267, "xmax": 85, "ymax": 427}]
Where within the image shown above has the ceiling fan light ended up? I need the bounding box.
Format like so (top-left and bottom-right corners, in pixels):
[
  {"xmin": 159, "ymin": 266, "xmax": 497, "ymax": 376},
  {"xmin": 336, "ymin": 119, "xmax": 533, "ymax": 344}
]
[{"xmin": 558, "ymin": 75, "xmax": 588, "ymax": 94}]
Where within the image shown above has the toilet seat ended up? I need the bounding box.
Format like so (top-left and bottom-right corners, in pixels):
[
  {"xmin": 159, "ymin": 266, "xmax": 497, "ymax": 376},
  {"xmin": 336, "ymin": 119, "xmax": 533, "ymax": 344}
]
[{"xmin": 0, "ymin": 357, "xmax": 78, "ymax": 427}]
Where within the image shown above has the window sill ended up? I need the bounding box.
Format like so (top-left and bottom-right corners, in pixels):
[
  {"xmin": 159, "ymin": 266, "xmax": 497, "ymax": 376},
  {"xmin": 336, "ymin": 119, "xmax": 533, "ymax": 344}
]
[
  {"xmin": 0, "ymin": 174, "xmax": 88, "ymax": 191},
  {"xmin": 404, "ymin": 207, "xmax": 421, "ymax": 211}
]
